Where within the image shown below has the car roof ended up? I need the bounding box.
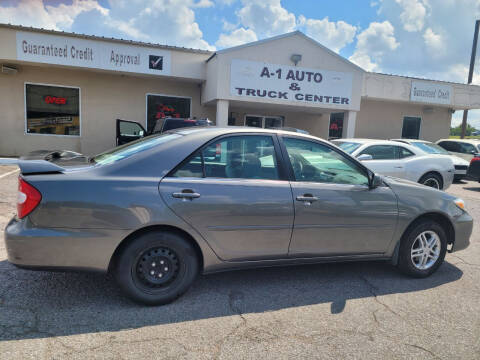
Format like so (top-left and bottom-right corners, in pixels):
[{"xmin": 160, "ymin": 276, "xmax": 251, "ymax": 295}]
[
  {"xmin": 437, "ymin": 138, "xmax": 480, "ymax": 143},
  {"xmin": 333, "ymin": 138, "xmax": 413, "ymax": 146},
  {"xmin": 391, "ymin": 139, "xmax": 431, "ymax": 144}
]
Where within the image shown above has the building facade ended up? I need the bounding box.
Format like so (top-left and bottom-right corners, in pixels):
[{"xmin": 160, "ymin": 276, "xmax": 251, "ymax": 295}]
[{"xmin": 1, "ymin": 24, "xmax": 479, "ymax": 156}]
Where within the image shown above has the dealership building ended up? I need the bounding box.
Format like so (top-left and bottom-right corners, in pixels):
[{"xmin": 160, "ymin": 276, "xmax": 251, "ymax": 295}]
[{"xmin": 1, "ymin": 23, "xmax": 480, "ymax": 156}]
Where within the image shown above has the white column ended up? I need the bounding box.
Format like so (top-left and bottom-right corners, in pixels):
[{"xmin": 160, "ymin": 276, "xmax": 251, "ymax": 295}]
[
  {"xmin": 215, "ymin": 99, "xmax": 229, "ymax": 127},
  {"xmin": 343, "ymin": 111, "xmax": 357, "ymax": 138}
]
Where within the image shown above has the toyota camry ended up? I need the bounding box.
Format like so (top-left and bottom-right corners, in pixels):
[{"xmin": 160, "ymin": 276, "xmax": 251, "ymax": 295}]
[{"xmin": 4, "ymin": 128, "xmax": 472, "ymax": 305}]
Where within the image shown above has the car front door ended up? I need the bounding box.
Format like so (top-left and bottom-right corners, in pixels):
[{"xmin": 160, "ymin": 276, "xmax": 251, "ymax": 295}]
[
  {"xmin": 357, "ymin": 144, "xmax": 404, "ymax": 177},
  {"xmin": 116, "ymin": 119, "xmax": 146, "ymax": 146},
  {"xmin": 282, "ymin": 137, "xmax": 398, "ymax": 256},
  {"xmin": 159, "ymin": 134, "xmax": 294, "ymax": 261}
]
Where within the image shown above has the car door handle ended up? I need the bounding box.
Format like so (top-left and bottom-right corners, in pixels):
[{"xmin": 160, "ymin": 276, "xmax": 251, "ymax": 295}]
[
  {"xmin": 296, "ymin": 195, "xmax": 318, "ymax": 204},
  {"xmin": 394, "ymin": 166, "xmax": 404, "ymax": 169},
  {"xmin": 172, "ymin": 190, "xmax": 201, "ymax": 200}
]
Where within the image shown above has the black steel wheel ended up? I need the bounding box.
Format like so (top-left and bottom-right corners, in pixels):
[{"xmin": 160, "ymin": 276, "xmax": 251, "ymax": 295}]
[{"xmin": 114, "ymin": 231, "xmax": 199, "ymax": 305}]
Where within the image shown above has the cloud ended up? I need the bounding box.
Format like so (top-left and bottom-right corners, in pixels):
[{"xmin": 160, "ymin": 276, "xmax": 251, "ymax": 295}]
[
  {"xmin": 423, "ymin": 27, "xmax": 445, "ymax": 56},
  {"xmin": 298, "ymin": 15, "xmax": 357, "ymax": 53},
  {"xmin": 0, "ymin": 0, "xmax": 108, "ymax": 30},
  {"xmin": 395, "ymin": 0, "xmax": 427, "ymax": 32},
  {"xmin": 236, "ymin": 0, "xmax": 296, "ymax": 37},
  {"xmin": 349, "ymin": 21, "xmax": 399, "ymax": 71},
  {"xmin": 0, "ymin": 0, "xmax": 215, "ymax": 50},
  {"xmin": 215, "ymin": 27, "xmax": 257, "ymax": 48}
]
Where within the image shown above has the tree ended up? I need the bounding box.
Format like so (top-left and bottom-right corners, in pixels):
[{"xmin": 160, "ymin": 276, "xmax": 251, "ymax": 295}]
[{"xmin": 450, "ymin": 124, "xmax": 477, "ymax": 136}]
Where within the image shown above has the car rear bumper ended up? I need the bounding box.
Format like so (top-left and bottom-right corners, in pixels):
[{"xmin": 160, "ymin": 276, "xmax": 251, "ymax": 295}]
[
  {"xmin": 4, "ymin": 217, "xmax": 129, "ymax": 272},
  {"xmin": 452, "ymin": 212, "xmax": 473, "ymax": 252}
]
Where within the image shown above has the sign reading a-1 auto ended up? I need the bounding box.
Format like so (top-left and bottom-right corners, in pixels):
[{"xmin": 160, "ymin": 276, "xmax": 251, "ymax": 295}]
[
  {"xmin": 230, "ymin": 59, "xmax": 353, "ymax": 107},
  {"xmin": 16, "ymin": 31, "xmax": 171, "ymax": 76}
]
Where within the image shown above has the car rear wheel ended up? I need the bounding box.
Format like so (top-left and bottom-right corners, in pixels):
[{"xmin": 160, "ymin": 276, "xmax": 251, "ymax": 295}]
[
  {"xmin": 418, "ymin": 172, "xmax": 443, "ymax": 190},
  {"xmin": 397, "ymin": 220, "xmax": 447, "ymax": 278},
  {"xmin": 114, "ymin": 231, "xmax": 199, "ymax": 305}
]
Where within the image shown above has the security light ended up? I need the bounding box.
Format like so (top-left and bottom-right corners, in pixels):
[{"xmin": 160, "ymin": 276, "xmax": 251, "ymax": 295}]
[{"xmin": 290, "ymin": 54, "xmax": 302, "ymax": 66}]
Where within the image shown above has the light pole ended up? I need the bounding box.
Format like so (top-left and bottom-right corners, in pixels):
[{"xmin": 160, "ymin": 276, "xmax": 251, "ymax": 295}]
[{"xmin": 461, "ymin": 20, "xmax": 480, "ymax": 138}]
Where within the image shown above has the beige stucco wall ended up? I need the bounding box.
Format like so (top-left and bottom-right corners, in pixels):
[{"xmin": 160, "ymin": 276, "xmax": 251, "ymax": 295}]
[
  {"xmin": 355, "ymin": 99, "xmax": 452, "ymax": 142},
  {"xmin": 0, "ymin": 64, "xmax": 215, "ymax": 157}
]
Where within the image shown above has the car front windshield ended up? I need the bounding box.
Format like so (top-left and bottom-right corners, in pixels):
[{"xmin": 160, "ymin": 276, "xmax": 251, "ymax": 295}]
[
  {"xmin": 333, "ymin": 141, "xmax": 362, "ymax": 154},
  {"xmin": 93, "ymin": 133, "xmax": 182, "ymax": 165},
  {"xmin": 411, "ymin": 142, "xmax": 449, "ymax": 155}
]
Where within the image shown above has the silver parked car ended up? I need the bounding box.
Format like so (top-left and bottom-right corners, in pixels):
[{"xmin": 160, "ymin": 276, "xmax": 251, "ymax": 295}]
[
  {"xmin": 332, "ymin": 139, "xmax": 455, "ymax": 190},
  {"xmin": 5, "ymin": 128, "xmax": 472, "ymax": 305},
  {"xmin": 391, "ymin": 139, "xmax": 470, "ymax": 181}
]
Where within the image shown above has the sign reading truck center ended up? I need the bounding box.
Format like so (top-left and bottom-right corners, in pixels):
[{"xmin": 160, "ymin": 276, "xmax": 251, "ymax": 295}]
[
  {"xmin": 16, "ymin": 31, "xmax": 171, "ymax": 76},
  {"xmin": 230, "ymin": 59, "xmax": 353, "ymax": 107}
]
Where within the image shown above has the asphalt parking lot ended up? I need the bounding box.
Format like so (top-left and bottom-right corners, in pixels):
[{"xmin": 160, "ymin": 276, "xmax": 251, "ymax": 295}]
[{"xmin": 0, "ymin": 166, "xmax": 479, "ymax": 359}]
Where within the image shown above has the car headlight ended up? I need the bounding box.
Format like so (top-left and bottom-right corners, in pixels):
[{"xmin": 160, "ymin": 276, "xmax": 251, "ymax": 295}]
[{"xmin": 454, "ymin": 198, "xmax": 466, "ymax": 211}]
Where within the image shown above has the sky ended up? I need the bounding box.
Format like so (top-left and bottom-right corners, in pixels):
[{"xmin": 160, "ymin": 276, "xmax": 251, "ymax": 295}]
[{"xmin": 1, "ymin": 0, "xmax": 480, "ymax": 128}]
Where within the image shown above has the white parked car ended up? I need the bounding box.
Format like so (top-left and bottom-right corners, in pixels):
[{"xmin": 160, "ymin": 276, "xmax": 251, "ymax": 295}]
[
  {"xmin": 391, "ymin": 139, "xmax": 470, "ymax": 181},
  {"xmin": 332, "ymin": 139, "xmax": 455, "ymax": 190},
  {"xmin": 436, "ymin": 138, "xmax": 480, "ymax": 162}
]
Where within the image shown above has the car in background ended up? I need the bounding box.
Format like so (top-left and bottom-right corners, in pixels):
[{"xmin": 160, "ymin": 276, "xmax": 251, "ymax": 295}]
[
  {"xmin": 466, "ymin": 154, "xmax": 480, "ymax": 182},
  {"xmin": 436, "ymin": 139, "xmax": 480, "ymax": 162},
  {"xmin": 332, "ymin": 139, "xmax": 455, "ymax": 190},
  {"xmin": 391, "ymin": 139, "xmax": 470, "ymax": 181},
  {"xmin": 471, "ymin": 130, "xmax": 480, "ymax": 136},
  {"xmin": 116, "ymin": 117, "xmax": 213, "ymax": 145},
  {"xmin": 4, "ymin": 128, "xmax": 472, "ymax": 305}
]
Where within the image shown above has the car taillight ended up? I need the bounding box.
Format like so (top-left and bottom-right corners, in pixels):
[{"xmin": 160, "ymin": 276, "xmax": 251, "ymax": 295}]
[
  {"xmin": 470, "ymin": 156, "xmax": 480, "ymax": 164},
  {"xmin": 17, "ymin": 177, "xmax": 42, "ymax": 219}
]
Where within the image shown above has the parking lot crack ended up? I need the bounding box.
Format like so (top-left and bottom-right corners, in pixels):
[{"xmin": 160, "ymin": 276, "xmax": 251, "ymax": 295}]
[
  {"xmin": 358, "ymin": 274, "xmax": 402, "ymax": 319},
  {"xmin": 405, "ymin": 343, "xmax": 442, "ymax": 359}
]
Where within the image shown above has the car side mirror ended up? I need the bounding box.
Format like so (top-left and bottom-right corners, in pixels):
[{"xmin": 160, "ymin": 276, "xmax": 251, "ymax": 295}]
[
  {"xmin": 357, "ymin": 154, "xmax": 373, "ymax": 161},
  {"xmin": 139, "ymin": 130, "xmax": 145, "ymax": 137},
  {"xmin": 369, "ymin": 173, "xmax": 383, "ymax": 189}
]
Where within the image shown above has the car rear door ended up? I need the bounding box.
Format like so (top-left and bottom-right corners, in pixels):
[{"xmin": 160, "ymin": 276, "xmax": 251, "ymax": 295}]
[
  {"xmin": 159, "ymin": 133, "xmax": 294, "ymax": 261},
  {"xmin": 281, "ymin": 136, "xmax": 398, "ymax": 256}
]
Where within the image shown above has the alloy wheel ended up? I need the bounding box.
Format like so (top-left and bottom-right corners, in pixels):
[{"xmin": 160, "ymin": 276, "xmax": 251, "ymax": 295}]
[{"xmin": 410, "ymin": 230, "xmax": 441, "ymax": 270}]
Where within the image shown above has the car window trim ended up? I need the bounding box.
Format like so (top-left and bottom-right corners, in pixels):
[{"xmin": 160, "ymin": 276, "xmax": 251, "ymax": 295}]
[
  {"xmin": 277, "ymin": 134, "xmax": 372, "ymax": 184},
  {"xmin": 166, "ymin": 132, "xmax": 289, "ymax": 181}
]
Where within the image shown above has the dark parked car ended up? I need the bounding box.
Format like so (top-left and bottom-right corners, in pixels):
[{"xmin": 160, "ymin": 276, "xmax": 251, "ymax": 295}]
[
  {"xmin": 5, "ymin": 128, "xmax": 472, "ymax": 305},
  {"xmin": 116, "ymin": 117, "xmax": 212, "ymax": 145},
  {"xmin": 466, "ymin": 154, "xmax": 480, "ymax": 181}
]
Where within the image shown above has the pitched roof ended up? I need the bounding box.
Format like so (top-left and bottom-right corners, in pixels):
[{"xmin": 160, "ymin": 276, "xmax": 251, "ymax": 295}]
[
  {"xmin": 0, "ymin": 23, "xmax": 213, "ymax": 55},
  {"xmin": 207, "ymin": 31, "xmax": 366, "ymax": 72}
]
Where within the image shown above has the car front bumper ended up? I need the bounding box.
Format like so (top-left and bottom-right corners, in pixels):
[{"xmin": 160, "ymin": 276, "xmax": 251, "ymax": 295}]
[
  {"xmin": 452, "ymin": 211, "xmax": 473, "ymax": 252},
  {"xmin": 4, "ymin": 217, "xmax": 130, "ymax": 272}
]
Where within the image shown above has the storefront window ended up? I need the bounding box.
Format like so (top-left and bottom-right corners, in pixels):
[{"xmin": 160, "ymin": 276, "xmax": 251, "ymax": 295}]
[
  {"xmin": 402, "ymin": 116, "xmax": 421, "ymax": 139},
  {"xmin": 244, "ymin": 115, "xmax": 284, "ymax": 128},
  {"xmin": 329, "ymin": 113, "xmax": 344, "ymax": 139},
  {"xmin": 146, "ymin": 94, "xmax": 191, "ymax": 133},
  {"xmin": 25, "ymin": 84, "xmax": 80, "ymax": 136}
]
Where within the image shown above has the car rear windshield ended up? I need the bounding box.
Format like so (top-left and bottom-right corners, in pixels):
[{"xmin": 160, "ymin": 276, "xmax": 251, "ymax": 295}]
[
  {"xmin": 333, "ymin": 141, "xmax": 361, "ymax": 154},
  {"xmin": 411, "ymin": 142, "xmax": 449, "ymax": 154},
  {"xmin": 93, "ymin": 133, "xmax": 181, "ymax": 165}
]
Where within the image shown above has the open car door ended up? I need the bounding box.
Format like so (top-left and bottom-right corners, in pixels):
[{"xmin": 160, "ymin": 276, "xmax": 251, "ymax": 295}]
[{"xmin": 116, "ymin": 119, "xmax": 146, "ymax": 146}]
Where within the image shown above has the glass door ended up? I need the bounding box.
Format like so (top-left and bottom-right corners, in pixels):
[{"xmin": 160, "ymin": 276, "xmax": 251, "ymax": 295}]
[
  {"xmin": 245, "ymin": 115, "xmax": 284, "ymax": 128},
  {"xmin": 329, "ymin": 113, "xmax": 344, "ymax": 139}
]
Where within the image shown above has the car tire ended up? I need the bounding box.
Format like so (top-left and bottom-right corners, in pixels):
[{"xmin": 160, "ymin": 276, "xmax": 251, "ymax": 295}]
[
  {"xmin": 397, "ymin": 220, "xmax": 447, "ymax": 278},
  {"xmin": 418, "ymin": 172, "xmax": 443, "ymax": 190},
  {"xmin": 114, "ymin": 231, "xmax": 199, "ymax": 305}
]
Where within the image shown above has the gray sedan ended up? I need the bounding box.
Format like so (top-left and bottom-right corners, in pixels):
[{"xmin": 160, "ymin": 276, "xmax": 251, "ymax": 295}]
[{"xmin": 4, "ymin": 128, "xmax": 473, "ymax": 305}]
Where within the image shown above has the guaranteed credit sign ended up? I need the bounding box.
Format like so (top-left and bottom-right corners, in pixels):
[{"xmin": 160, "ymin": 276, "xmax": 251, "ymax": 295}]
[
  {"xmin": 410, "ymin": 80, "xmax": 452, "ymax": 105},
  {"xmin": 16, "ymin": 31, "xmax": 171, "ymax": 76},
  {"xmin": 230, "ymin": 59, "xmax": 353, "ymax": 107}
]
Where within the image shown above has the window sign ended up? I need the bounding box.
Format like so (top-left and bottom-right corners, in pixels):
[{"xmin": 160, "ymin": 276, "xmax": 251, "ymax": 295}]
[
  {"xmin": 146, "ymin": 95, "xmax": 191, "ymax": 133},
  {"xmin": 25, "ymin": 83, "xmax": 80, "ymax": 136}
]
